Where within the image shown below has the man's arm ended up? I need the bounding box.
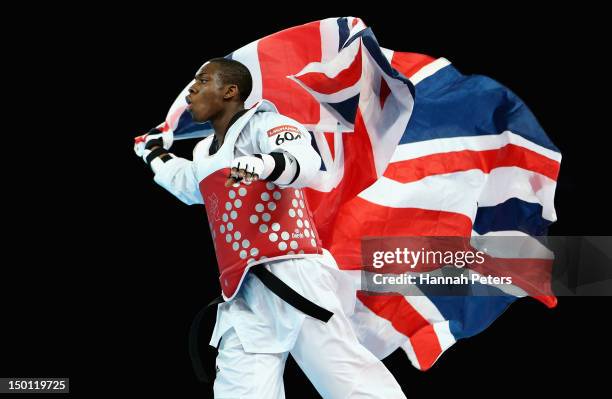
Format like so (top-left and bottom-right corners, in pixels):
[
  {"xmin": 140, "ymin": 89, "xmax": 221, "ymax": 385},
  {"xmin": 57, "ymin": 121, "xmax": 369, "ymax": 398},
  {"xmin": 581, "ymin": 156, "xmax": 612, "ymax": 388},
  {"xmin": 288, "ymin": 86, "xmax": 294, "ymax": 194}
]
[
  {"xmin": 226, "ymin": 115, "xmax": 321, "ymax": 188},
  {"xmin": 256, "ymin": 118, "xmax": 322, "ymax": 188},
  {"xmin": 152, "ymin": 156, "xmax": 204, "ymax": 206},
  {"xmin": 135, "ymin": 130, "xmax": 204, "ymax": 205}
]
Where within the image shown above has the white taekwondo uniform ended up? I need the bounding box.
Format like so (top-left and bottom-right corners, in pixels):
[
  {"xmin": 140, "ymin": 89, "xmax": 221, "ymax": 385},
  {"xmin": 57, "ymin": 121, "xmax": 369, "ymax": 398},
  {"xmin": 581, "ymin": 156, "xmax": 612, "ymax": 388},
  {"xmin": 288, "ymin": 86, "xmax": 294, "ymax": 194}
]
[{"xmin": 150, "ymin": 100, "xmax": 406, "ymax": 398}]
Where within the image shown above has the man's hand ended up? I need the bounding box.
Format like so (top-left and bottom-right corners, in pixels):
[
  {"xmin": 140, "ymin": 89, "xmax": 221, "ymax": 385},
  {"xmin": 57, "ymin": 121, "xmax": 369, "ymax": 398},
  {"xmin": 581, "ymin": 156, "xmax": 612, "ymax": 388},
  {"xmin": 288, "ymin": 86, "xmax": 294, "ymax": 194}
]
[
  {"xmin": 225, "ymin": 155, "xmax": 269, "ymax": 187},
  {"xmin": 134, "ymin": 127, "xmax": 173, "ymax": 164}
]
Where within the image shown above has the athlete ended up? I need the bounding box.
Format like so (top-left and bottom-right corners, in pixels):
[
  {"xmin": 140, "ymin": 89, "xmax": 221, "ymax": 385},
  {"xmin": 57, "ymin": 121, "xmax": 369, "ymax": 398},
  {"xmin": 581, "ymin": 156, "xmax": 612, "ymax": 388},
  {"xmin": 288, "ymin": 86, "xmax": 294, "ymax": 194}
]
[{"xmin": 134, "ymin": 58, "xmax": 406, "ymax": 398}]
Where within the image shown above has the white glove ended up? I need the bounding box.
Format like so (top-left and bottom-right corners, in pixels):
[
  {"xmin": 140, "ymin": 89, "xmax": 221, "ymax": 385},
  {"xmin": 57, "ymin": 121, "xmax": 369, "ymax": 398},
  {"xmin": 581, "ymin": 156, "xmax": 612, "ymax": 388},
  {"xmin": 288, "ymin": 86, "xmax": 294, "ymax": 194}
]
[
  {"xmin": 134, "ymin": 127, "xmax": 173, "ymax": 160},
  {"xmin": 226, "ymin": 154, "xmax": 275, "ymax": 186}
]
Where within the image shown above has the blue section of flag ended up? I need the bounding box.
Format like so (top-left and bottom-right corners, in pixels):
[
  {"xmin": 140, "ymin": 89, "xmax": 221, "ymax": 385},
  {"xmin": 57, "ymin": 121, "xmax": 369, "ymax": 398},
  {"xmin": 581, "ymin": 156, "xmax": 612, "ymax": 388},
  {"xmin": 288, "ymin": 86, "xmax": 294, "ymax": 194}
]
[
  {"xmin": 326, "ymin": 94, "xmax": 360, "ymax": 126},
  {"xmin": 428, "ymin": 294, "xmax": 517, "ymax": 339},
  {"xmin": 174, "ymin": 111, "xmax": 212, "ymax": 139},
  {"xmin": 402, "ymin": 64, "xmax": 559, "ymax": 153},
  {"xmin": 415, "ymin": 278, "xmax": 518, "ymax": 339},
  {"xmin": 337, "ymin": 18, "xmax": 350, "ymax": 51},
  {"xmin": 474, "ymin": 198, "xmax": 553, "ymax": 235}
]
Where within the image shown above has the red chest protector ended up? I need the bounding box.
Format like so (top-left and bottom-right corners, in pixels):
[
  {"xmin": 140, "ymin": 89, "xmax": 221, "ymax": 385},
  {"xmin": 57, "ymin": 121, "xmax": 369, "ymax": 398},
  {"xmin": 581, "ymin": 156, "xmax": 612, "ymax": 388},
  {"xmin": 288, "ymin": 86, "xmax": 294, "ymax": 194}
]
[
  {"xmin": 199, "ymin": 169, "xmax": 323, "ymax": 299},
  {"xmin": 193, "ymin": 101, "xmax": 324, "ymax": 300}
]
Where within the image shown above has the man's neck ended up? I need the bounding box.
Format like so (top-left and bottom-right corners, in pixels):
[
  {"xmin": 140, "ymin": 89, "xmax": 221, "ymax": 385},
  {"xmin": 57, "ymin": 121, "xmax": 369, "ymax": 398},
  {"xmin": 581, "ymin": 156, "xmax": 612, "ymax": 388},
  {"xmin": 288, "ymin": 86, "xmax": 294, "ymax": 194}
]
[{"xmin": 211, "ymin": 103, "xmax": 246, "ymax": 145}]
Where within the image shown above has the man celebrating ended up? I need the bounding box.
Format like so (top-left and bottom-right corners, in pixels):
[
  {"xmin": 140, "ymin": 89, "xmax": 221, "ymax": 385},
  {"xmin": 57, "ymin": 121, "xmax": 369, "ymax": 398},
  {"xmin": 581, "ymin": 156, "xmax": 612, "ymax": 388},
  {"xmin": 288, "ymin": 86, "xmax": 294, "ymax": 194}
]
[{"xmin": 135, "ymin": 58, "xmax": 406, "ymax": 398}]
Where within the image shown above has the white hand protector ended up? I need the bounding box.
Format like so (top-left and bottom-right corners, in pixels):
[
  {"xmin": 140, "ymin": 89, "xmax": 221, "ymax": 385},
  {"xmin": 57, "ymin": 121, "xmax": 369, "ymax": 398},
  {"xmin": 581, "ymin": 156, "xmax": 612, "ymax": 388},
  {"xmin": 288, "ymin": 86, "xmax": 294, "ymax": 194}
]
[
  {"xmin": 227, "ymin": 152, "xmax": 299, "ymax": 187},
  {"xmin": 228, "ymin": 155, "xmax": 269, "ymax": 184},
  {"xmin": 134, "ymin": 127, "xmax": 174, "ymax": 159},
  {"xmin": 134, "ymin": 128, "xmax": 176, "ymax": 174}
]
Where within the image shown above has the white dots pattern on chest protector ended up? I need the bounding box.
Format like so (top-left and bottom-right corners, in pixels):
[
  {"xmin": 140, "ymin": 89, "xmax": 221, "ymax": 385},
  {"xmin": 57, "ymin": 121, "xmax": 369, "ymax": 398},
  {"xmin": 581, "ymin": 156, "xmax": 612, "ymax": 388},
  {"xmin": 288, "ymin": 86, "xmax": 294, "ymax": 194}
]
[{"xmin": 201, "ymin": 170, "xmax": 323, "ymax": 299}]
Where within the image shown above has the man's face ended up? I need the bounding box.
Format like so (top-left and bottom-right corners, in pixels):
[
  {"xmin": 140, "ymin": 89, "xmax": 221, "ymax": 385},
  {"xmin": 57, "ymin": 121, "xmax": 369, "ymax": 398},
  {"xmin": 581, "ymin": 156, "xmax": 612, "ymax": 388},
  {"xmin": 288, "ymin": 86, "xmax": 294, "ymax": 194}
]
[{"xmin": 186, "ymin": 63, "xmax": 227, "ymax": 122}]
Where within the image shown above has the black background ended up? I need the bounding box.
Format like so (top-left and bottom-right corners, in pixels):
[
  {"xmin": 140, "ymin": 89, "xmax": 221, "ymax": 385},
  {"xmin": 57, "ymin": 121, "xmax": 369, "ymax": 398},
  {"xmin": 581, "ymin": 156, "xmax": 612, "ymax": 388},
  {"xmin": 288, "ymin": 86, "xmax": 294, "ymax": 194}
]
[{"xmin": 2, "ymin": 5, "xmax": 609, "ymax": 398}]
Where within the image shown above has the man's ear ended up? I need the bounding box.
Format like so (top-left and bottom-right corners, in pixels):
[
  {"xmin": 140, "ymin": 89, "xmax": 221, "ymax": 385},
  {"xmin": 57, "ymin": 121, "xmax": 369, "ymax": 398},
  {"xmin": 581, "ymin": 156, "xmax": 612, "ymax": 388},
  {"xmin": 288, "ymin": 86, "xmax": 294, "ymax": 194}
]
[{"xmin": 223, "ymin": 84, "xmax": 240, "ymax": 100}]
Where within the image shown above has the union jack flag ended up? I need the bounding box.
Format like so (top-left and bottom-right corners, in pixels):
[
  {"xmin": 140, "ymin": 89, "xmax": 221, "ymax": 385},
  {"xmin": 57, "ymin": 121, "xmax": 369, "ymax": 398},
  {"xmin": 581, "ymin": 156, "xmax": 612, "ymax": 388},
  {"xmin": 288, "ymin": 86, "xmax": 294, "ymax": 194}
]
[{"xmin": 159, "ymin": 17, "xmax": 560, "ymax": 371}]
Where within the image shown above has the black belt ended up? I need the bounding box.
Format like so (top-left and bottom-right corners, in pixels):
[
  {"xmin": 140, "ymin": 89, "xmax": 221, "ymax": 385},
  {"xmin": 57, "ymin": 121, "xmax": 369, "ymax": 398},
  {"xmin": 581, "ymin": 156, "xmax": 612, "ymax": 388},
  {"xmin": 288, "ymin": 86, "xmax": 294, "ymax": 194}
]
[
  {"xmin": 188, "ymin": 295, "xmax": 225, "ymax": 383},
  {"xmin": 189, "ymin": 264, "xmax": 334, "ymax": 382}
]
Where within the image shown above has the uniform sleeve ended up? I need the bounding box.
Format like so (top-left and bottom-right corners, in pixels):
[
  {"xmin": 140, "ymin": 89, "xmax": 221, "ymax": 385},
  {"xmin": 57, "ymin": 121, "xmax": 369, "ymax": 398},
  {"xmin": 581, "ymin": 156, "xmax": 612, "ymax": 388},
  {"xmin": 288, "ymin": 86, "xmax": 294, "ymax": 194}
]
[
  {"xmin": 150, "ymin": 141, "xmax": 206, "ymax": 206},
  {"xmin": 255, "ymin": 114, "xmax": 322, "ymax": 188}
]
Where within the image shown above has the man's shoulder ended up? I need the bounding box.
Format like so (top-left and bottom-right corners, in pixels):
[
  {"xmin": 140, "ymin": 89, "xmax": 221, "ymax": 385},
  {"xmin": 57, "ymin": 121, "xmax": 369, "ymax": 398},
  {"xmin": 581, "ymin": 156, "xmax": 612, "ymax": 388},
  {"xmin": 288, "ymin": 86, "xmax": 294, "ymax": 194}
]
[{"xmin": 249, "ymin": 110, "xmax": 308, "ymax": 134}]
